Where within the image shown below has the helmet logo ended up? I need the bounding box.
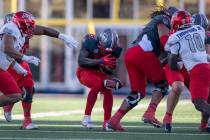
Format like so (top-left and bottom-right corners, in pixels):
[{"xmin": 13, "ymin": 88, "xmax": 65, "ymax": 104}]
[{"xmin": 100, "ymin": 33, "xmax": 108, "ymax": 43}]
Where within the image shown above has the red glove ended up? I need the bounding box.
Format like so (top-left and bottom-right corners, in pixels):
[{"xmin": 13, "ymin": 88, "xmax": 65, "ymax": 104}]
[{"xmin": 100, "ymin": 54, "xmax": 116, "ymax": 68}]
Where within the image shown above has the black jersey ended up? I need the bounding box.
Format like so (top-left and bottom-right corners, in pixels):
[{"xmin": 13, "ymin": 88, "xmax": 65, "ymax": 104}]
[
  {"xmin": 82, "ymin": 34, "xmax": 122, "ymax": 59},
  {"xmin": 205, "ymin": 31, "xmax": 210, "ymax": 45},
  {"xmin": 133, "ymin": 15, "xmax": 170, "ymax": 56}
]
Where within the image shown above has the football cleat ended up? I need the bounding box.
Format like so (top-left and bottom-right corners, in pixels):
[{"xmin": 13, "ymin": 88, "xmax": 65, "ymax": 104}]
[
  {"xmin": 199, "ymin": 123, "xmax": 210, "ymax": 133},
  {"xmin": 142, "ymin": 116, "xmax": 162, "ymax": 128},
  {"xmin": 104, "ymin": 122, "xmax": 126, "ymax": 132},
  {"xmin": 81, "ymin": 115, "xmax": 93, "ymax": 129},
  {"xmin": 21, "ymin": 123, "xmax": 38, "ymax": 130},
  {"xmin": 164, "ymin": 123, "xmax": 172, "ymax": 133},
  {"xmin": 4, "ymin": 112, "xmax": 12, "ymax": 122}
]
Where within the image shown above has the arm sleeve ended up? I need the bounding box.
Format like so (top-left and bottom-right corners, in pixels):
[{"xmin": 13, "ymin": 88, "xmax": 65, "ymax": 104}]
[{"xmin": 170, "ymin": 42, "xmax": 181, "ymax": 55}]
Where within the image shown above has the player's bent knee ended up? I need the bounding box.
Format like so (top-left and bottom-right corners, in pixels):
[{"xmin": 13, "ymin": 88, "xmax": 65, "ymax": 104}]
[
  {"xmin": 125, "ymin": 92, "xmax": 141, "ymax": 107},
  {"xmin": 171, "ymin": 81, "xmax": 184, "ymax": 95},
  {"xmin": 154, "ymin": 80, "xmax": 169, "ymax": 96}
]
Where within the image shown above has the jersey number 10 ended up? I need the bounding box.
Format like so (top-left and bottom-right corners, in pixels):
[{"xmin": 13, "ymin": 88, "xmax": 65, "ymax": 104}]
[{"xmin": 185, "ymin": 33, "xmax": 205, "ymax": 53}]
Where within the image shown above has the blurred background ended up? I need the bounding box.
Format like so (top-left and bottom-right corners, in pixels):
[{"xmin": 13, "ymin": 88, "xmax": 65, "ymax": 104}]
[{"xmin": 0, "ymin": 0, "xmax": 209, "ymax": 94}]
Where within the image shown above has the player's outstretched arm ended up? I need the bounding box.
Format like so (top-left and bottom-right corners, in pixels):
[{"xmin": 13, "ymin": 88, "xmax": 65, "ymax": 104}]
[
  {"xmin": 2, "ymin": 34, "xmax": 40, "ymax": 66},
  {"xmin": 34, "ymin": 25, "xmax": 79, "ymax": 48}
]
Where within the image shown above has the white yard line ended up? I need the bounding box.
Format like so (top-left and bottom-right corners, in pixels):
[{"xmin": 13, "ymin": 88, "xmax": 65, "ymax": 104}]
[
  {"xmin": 0, "ymin": 124, "xmax": 199, "ymax": 129},
  {"xmin": 0, "ymin": 100, "xmax": 191, "ymax": 120},
  {"xmin": 0, "ymin": 138, "xmax": 107, "ymax": 140},
  {"xmin": 0, "ymin": 129, "xmax": 209, "ymax": 136}
]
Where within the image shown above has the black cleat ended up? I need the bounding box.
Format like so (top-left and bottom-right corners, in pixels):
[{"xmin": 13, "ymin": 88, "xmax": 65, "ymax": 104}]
[
  {"xmin": 200, "ymin": 127, "xmax": 210, "ymax": 133},
  {"xmin": 164, "ymin": 123, "xmax": 172, "ymax": 133}
]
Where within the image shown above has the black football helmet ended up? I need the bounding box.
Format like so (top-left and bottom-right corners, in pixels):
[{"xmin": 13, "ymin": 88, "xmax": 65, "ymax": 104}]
[
  {"xmin": 192, "ymin": 13, "xmax": 209, "ymax": 31},
  {"xmin": 98, "ymin": 28, "xmax": 119, "ymax": 52}
]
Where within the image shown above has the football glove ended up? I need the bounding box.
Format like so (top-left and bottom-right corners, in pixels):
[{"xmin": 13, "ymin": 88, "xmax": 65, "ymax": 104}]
[
  {"xmin": 100, "ymin": 54, "xmax": 116, "ymax": 69},
  {"xmin": 22, "ymin": 55, "xmax": 40, "ymax": 66},
  {"xmin": 58, "ymin": 33, "xmax": 79, "ymax": 49}
]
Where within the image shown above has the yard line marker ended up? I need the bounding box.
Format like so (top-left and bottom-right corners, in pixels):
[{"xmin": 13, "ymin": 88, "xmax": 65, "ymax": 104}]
[
  {"xmin": 0, "ymin": 100, "xmax": 191, "ymax": 119},
  {"xmin": 0, "ymin": 124, "xmax": 201, "ymax": 129},
  {"xmin": 0, "ymin": 138, "xmax": 107, "ymax": 140},
  {"xmin": 0, "ymin": 129, "xmax": 209, "ymax": 136}
]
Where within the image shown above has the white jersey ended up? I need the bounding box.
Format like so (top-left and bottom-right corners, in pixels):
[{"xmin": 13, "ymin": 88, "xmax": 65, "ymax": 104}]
[
  {"xmin": 0, "ymin": 22, "xmax": 26, "ymax": 70},
  {"xmin": 165, "ymin": 25, "xmax": 208, "ymax": 71}
]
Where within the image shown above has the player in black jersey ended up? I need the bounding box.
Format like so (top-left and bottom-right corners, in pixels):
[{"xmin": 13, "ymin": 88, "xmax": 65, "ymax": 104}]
[
  {"xmin": 77, "ymin": 28, "xmax": 123, "ymax": 130},
  {"xmin": 105, "ymin": 6, "xmax": 178, "ymax": 131}
]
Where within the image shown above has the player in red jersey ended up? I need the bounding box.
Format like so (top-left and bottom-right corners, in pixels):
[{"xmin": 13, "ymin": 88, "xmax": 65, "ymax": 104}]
[
  {"xmin": 2, "ymin": 12, "xmax": 78, "ymax": 129},
  {"xmin": 105, "ymin": 7, "xmax": 178, "ymax": 131},
  {"xmin": 166, "ymin": 11, "xmax": 210, "ymax": 133},
  {"xmin": 77, "ymin": 28, "xmax": 123, "ymax": 130}
]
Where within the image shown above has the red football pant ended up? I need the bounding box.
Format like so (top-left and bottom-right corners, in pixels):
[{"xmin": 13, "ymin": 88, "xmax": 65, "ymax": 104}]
[
  {"xmin": 5, "ymin": 61, "xmax": 34, "ymax": 121},
  {"xmin": 77, "ymin": 67, "xmax": 113, "ymax": 121},
  {"xmin": 164, "ymin": 64, "xmax": 190, "ymax": 88},
  {"xmin": 0, "ymin": 69, "xmax": 22, "ymax": 95},
  {"xmin": 190, "ymin": 64, "xmax": 210, "ymax": 101},
  {"xmin": 8, "ymin": 61, "xmax": 34, "ymax": 88},
  {"xmin": 124, "ymin": 45, "xmax": 166, "ymax": 97}
]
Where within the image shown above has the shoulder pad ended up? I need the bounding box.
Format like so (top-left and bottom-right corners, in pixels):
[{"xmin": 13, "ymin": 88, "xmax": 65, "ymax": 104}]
[
  {"xmin": 0, "ymin": 23, "xmax": 19, "ymax": 38},
  {"xmin": 82, "ymin": 34, "xmax": 99, "ymax": 52},
  {"xmin": 155, "ymin": 15, "xmax": 171, "ymax": 29}
]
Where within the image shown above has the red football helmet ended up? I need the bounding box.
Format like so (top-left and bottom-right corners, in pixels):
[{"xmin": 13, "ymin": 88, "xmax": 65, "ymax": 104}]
[
  {"xmin": 12, "ymin": 11, "xmax": 35, "ymax": 38},
  {"xmin": 171, "ymin": 10, "xmax": 191, "ymax": 33}
]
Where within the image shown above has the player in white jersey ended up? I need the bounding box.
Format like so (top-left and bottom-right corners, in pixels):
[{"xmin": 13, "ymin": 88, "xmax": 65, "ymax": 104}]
[
  {"xmin": 163, "ymin": 12, "xmax": 210, "ymax": 133},
  {"xmin": 0, "ymin": 12, "xmax": 40, "ymax": 108},
  {"xmin": 1, "ymin": 11, "xmax": 79, "ymax": 129},
  {"xmin": 166, "ymin": 11, "xmax": 210, "ymax": 127}
]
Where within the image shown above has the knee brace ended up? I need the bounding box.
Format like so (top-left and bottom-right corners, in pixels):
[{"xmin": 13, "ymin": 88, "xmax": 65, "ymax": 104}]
[
  {"xmin": 153, "ymin": 80, "xmax": 169, "ymax": 96},
  {"xmin": 125, "ymin": 92, "xmax": 141, "ymax": 107},
  {"xmin": 22, "ymin": 87, "xmax": 34, "ymax": 103}
]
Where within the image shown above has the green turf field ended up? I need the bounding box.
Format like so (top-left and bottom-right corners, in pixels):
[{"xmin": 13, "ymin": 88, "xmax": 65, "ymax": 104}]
[{"xmin": 0, "ymin": 94, "xmax": 209, "ymax": 140}]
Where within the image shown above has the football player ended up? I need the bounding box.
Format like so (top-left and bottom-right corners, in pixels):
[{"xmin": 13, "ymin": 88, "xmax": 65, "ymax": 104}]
[
  {"xmin": 105, "ymin": 6, "xmax": 178, "ymax": 131},
  {"xmin": 192, "ymin": 13, "xmax": 210, "ymax": 132},
  {"xmin": 0, "ymin": 12, "xmax": 40, "ymax": 110},
  {"xmin": 2, "ymin": 11, "xmax": 78, "ymax": 129},
  {"xmin": 77, "ymin": 28, "xmax": 123, "ymax": 130},
  {"xmin": 166, "ymin": 11, "xmax": 210, "ymax": 132},
  {"xmin": 163, "ymin": 12, "xmax": 210, "ymax": 133}
]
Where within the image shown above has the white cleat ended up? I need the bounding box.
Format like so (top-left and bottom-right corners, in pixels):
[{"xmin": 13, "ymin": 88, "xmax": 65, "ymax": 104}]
[
  {"xmin": 22, "ymin": 123, "xmax": 38, "ymax": 130},
  {"xmin": 81, "ymin": 115, "xmax": 93, "ymax": 129},
  {"xmin": 4, "ymin": 112, "xmax": 12, "ymax": 122}
]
